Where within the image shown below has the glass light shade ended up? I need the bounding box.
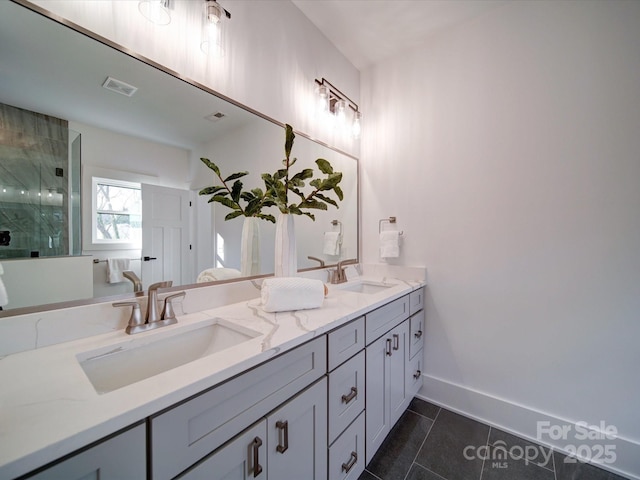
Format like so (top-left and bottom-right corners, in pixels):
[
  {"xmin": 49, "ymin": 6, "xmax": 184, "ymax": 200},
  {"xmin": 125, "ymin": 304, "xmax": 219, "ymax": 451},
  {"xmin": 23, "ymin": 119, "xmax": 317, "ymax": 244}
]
[
  {"xmin": 201, "ymin": 1, "xmax": 225, "ymax": 56},
  {"xmin": 334, "ymin": 99, "xmax": 348, "ymax": 126},
  {"xmin": 315, "ymin": 85, "xmax": 330, "ymax": 114},
  {"xmin": 138, "ymin": 0, "xmax": 171, "ymax": 25},
  {"xmin": 352, "ymin": 111, "xmax": 362, "ymax": 138}
]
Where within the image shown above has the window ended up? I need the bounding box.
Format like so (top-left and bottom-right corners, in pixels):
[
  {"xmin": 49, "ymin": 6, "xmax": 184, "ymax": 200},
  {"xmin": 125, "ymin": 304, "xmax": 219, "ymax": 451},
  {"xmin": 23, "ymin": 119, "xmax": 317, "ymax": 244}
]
[{"xmin": 92, "ymin": 177, "xmax": 141, "ymax": 246}]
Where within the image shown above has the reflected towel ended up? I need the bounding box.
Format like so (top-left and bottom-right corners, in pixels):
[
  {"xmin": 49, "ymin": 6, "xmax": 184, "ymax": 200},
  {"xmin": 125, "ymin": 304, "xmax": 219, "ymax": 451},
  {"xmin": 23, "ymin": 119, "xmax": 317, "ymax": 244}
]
[
  {"xmin": 197, "ymin": 267, "xmax": 242, "ymax": 283},
  {"xmin": 379, "ymin": 230, "xmax": 400, "ymax": 258},
  {"xmin": 322, "ymin": 231, "xmax": 341, "ymax": 256},
  {"xmin": 0, "ymin": 262, "xmax": 7, "ymax": 307},
  {"xmin": 261, "ymin": 277, "xmax": 325, "ymax": 313},
  {"xmin": 106, "ymin": 258, "xmax": 130, "ymax": 283}
]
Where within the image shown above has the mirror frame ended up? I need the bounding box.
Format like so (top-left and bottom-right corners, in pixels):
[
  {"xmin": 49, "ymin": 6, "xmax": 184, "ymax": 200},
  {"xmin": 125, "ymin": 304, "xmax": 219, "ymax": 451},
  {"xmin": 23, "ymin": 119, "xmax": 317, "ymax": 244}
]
[{"xmin": 0, "ymin": 0, "xmax": 360, "ymax": 318}]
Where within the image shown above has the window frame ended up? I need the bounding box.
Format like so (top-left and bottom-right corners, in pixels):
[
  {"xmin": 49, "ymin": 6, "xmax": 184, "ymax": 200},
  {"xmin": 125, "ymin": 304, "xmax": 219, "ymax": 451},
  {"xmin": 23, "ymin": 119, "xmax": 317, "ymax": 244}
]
[{"xmin": 91, "ymin": 176, "xmax": 142, "ymax": 249}]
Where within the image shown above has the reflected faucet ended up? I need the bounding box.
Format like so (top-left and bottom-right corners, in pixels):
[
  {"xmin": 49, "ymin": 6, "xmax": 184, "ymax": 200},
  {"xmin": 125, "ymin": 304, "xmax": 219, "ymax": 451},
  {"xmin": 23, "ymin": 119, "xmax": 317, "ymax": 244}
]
[
  {"xmin": 123, "ymin": 271, "xmax": 143, "ymax": 293},
  {"xmin": 307, "ymin": 256, "xmax": 325, "ymax": 267}
]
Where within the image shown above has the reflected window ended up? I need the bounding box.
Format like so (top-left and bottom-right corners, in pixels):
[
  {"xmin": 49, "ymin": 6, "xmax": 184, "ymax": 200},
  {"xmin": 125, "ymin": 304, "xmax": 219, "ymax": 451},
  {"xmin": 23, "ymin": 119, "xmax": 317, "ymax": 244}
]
[{"xmin": 92, "ymin": 177, "xmax": 141, "ymax": 246}]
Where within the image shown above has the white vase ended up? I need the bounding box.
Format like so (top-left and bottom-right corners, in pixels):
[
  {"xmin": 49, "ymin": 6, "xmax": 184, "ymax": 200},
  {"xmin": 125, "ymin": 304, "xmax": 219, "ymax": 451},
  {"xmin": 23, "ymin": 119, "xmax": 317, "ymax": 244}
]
[
  {"xmin": 274, "ymin": 213, "xmax": 297, "ymax": 277},
  {"xmin": 240, "ymin": 217, "xmax": 260, "ymax": 276}
]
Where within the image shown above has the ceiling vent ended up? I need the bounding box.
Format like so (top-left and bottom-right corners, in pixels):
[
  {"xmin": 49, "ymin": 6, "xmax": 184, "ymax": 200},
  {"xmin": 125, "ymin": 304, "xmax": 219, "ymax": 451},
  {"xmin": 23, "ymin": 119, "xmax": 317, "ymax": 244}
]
[
  {"xmin": 204, "ymin": 112, "xmax": 226, "ymax": 122},
  {"xmin": 102, "ymin": 77, "xmax": 138, "ymax": 97}
]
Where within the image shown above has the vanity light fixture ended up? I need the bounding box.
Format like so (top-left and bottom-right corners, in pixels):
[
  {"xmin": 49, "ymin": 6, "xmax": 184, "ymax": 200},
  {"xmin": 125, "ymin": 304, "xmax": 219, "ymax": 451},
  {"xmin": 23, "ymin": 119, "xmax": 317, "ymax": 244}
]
[
  {"xmin": 138, "ymin": 0, "xmax": 171, "ymax": 26},
  {"xmin": 201, "ymin": 0, "xmax": 231, "ymax": 57},
  {"xmin": 314, "ymin": 78, "xmax": 362, "ymax": 138}
]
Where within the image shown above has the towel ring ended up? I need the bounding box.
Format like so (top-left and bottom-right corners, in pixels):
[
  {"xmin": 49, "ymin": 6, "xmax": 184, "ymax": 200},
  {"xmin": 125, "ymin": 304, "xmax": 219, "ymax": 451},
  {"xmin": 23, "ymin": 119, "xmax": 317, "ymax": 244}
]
[
  {"xmin": 379, "ymin": 217, "xmax": 403, "ymax": 235},
  {"xmin": 331, "ymin": 219, "xmax": 343, "ymax": 237}
]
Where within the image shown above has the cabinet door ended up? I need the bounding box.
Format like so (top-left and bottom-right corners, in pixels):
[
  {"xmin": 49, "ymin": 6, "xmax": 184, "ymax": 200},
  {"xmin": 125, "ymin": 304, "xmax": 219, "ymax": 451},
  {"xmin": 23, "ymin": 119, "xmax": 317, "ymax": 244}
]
[
  {"xmin": 329, "ymin": 412, "xmax": 365, "ymax": 480},
  {"xmin": 26, "ymin": 424, "xmax": 145, "ymax": 480},
  {"xmin": 177, "ymin": 421, "xmax": 267, "ymax": 480},
  {"xmin": 328, "ymin": 350, "xmax": 365, "ymax": 444},
  {"xmin": 389, "ymin": 320, "xmax": 409, "ymax": 427},
  {"xmin": 365, "ymin": 331, "xmax": 391, "ymax": 464},
  {"xmin": 267, "ymin": 378, "xmax": 328, "ymax": 480},
  {"xmin": 409, "ymin": 309, "xmax": 425, "ymax": 360}
]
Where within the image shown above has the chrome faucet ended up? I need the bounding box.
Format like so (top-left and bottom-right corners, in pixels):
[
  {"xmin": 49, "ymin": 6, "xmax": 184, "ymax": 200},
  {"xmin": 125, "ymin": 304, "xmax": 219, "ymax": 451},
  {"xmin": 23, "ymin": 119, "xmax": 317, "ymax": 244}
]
[
  {"xmin": 329, "ymin": 258, "xmax": 357, "ymax": 284},
  {"xmin": 113, "ymin": 280, "xmax": 185, "ymax": 335}
]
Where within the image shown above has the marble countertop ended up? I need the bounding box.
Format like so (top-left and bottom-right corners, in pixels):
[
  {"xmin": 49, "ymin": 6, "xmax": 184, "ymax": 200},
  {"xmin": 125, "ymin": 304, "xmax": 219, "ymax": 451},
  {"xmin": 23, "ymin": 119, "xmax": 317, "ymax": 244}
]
[{"xmin": 0, "ymin": 276, "xmax": 424, "ymax": 479}]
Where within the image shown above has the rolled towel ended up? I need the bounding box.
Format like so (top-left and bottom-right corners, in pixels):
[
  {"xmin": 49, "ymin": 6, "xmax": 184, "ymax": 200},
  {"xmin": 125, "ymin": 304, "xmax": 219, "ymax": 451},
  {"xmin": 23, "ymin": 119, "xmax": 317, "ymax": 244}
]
[
  {"xmin": 322, "ymin": 231, "xmax": 341, "ymax": 256},
  {"xmin": 261, "ymin": 277, "xmax": 326, "ymax": 313},
  {"xmin": 197, "ymin": 267, "xmax": 242, "ymax": 283},
  {"xmin": 106, "ymin": 258, "xmax": 130, "ymax": 283},
  {"xmin": 379, "ymin": 230, "xmax": 400, "ymax": 258}
]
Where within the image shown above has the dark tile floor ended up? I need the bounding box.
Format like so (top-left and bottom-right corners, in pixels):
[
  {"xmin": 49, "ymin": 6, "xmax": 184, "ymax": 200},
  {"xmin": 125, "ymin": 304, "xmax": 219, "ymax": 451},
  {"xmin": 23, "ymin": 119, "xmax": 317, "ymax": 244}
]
[{"xmin": 358, "ymin": 398, "xmax": 629, "ymax": 480}]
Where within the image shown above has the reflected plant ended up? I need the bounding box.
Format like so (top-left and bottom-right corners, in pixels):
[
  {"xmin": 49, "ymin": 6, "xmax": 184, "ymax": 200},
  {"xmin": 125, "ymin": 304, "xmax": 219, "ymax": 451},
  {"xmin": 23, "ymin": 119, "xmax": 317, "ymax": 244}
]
[
  {"xmin": 261, "ymin": 124, "xmax": 344, "ymax": 220},
  {"xmin": 198, "ymin": 159, "xmax": 276, "ymax": 223}
]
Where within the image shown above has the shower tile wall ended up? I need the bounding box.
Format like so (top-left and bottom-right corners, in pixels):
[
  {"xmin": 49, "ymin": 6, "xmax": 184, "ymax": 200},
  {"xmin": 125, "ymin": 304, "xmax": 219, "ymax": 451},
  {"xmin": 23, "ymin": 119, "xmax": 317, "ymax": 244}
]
[{"xmin": 0, "ymin": 103, "xmax": 69, "ymax": 258}]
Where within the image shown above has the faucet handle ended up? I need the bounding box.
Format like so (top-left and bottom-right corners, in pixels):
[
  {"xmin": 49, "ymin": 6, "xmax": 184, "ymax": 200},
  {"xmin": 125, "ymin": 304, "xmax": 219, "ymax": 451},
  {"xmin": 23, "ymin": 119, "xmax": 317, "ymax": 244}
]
[
  {"xmin": 162, "ymin": 291, "xmax": 185, "ymax": 321},
  {"xmin": 113, "ymin": 301, "xmax": 143, "ymax": 332},
  {"xmin": 148, "ymin": 280, "xmax": 173, "ymax": 292}
]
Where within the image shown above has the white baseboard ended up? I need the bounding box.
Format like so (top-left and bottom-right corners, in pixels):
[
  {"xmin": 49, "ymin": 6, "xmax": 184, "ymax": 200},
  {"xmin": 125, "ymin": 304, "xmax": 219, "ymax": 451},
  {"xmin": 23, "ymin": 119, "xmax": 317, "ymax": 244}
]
[{"xmin": 417, "ymin": 374, "xmax": 640, "ymax": 480}]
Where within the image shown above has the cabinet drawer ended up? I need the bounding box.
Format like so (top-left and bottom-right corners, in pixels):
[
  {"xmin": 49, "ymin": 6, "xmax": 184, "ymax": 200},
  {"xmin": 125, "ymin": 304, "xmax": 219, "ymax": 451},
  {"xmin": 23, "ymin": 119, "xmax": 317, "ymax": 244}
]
[
  {"xmin": 409, "ymin": 287, "xmax": 424, "ymax": 315},
  {"xmin": 328, "ymin": 316, "xmax": 365, "ymax": 371},
  {"xmin": 329, "ymin": 412, "xmax": 365, "ymax": 480},
  {"xmin": 365, "ymin": 294, "xmax": 409, "ymax": 345},
  {"xmin": 26, "ymin": 423, "xmax": 146, "ymax": 480},
  {"xmin": 409, "ymin": 310, "xmax": 425, "ymax": 360},
  {"xmin": 328, "ymin": 350, "xmax": 365, "ymax": 444},
  {"xmin": 150, "ymin": 337, "xmax": 326, "ymax": 480},
  {"xmin": 407, "ymin": 351, "xmax": 423, "ymax": 397}
]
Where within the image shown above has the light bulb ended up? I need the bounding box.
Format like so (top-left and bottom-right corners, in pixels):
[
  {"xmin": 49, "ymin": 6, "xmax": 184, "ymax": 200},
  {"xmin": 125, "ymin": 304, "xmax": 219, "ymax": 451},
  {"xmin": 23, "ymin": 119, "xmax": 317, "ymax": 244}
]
[
  {"xmin": 334, "ymin": 99, "xmax": 347, "ymax": 127},
  {"xmin": 352, "ymin": 111, "xmax": 362, "ymax": 138},
  {"xmin": 316, "ymin": 85, "xmax": 329, "ymax": 114},
  {"xmin": 201, "ymin": 1, "xmax": 225, "ymax": 56}
]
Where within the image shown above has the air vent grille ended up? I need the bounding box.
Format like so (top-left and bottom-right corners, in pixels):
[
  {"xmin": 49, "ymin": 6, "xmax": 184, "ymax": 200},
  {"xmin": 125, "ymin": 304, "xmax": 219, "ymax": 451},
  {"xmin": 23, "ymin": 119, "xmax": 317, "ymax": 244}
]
[
  {"xmin": 204, "ymin": 112, "xmax": 226, "ymax": 122},
  {"xmin": 102, "ymin": 77, "xmax": 138, "ymax": 97}
]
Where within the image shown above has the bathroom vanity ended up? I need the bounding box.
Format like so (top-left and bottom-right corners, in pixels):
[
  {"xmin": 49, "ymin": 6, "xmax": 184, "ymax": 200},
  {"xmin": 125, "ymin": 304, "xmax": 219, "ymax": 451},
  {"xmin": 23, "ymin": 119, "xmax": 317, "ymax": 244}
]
[{"xmin": 0, "ymin": 277, "xmax": 425, "ymax": 480}]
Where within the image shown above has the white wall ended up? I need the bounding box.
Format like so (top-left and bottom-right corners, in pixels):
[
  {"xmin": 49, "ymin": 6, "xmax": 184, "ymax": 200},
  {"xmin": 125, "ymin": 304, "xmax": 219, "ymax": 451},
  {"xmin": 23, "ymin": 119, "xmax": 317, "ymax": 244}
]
[{"xmin": 361, "ymin": 1, "xmax": 640, "ymax": 477}]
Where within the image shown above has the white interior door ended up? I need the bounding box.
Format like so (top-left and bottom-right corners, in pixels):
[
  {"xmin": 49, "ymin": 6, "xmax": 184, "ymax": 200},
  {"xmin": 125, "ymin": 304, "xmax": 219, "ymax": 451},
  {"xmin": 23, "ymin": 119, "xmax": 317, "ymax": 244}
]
[{"xmin": 141, "ymin": 184, "xmax": 190, "ymax": 289}]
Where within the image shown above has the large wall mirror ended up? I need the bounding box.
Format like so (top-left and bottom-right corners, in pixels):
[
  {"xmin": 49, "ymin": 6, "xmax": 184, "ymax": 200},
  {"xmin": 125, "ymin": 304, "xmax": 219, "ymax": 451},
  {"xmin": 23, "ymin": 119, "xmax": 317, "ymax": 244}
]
[{"xmin": 0, "ymin": 1, "xmax": 358, "ymax": 314}]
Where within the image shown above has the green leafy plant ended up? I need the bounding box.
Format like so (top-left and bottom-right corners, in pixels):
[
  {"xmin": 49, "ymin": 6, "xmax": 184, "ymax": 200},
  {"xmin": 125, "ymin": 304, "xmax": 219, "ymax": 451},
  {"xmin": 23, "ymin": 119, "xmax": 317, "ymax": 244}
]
[
  {"xmin": 261, "ymin": 124, "xmax": 344, "ymax": 220},
  {"xmin": 198, "ymin": 158, "xmax": 276, "ymax": 223}
]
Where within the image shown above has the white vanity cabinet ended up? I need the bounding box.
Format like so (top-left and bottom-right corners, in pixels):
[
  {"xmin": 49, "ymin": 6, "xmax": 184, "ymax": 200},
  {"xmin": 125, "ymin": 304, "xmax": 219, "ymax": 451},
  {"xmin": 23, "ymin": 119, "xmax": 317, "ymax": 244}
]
[
  {"xmin": 364, "ymin": 288, "xmax": 425, "ymax": 464},
  {"xmin": 23, "ymin": 423, "xmax": 146, "ymax": 480},
  {"xmin": 326, "ymin": 316, "xmax": 366, "ymax": 480},
  {"xmin": 177, "ymin": 379, "xmax": 327, "ymax": 480},
  {"xmin": 150, "ymin": 337, "xmax": 326, "ymax": 480}
]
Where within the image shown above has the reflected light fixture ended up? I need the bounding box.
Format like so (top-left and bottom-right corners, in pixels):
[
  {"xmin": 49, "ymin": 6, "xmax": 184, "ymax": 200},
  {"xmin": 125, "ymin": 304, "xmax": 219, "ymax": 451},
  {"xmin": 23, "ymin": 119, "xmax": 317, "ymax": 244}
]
[
  {"xmin": 314, "ymin": 78, "xmax": 362, "ymax": 138},
  {"xmin": 138, "ymin": 0, "xmax": 171, "ymax": 25},
  {"xmin": 201, "ymin": 0, "xmax": 231, "ymax": 57}
]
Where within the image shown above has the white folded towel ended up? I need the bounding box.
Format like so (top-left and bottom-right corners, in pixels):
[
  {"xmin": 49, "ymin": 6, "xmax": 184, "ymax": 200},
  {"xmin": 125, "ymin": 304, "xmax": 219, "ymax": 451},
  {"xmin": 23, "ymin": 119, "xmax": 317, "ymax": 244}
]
[
  {"xmin": 322, "ymin": 231, "xmax": 341, "ymax": 256},
  {"xmin": 197, "ymin": 267, "xmax": 242, "ymax": 283},
  {"xmin": 261, "ymin": 277, "xmax": 325, "ymax": 313},
  {"xmin": 379, "ymin": 230, "xmax": 400, "ymax": 258},
  {"xmin": 0, "ymin": 262, "xmax": 7, "ymax": 307},
  {"xmin": 106, "ymin": 258, "xmax": 130, "ymax": 283}
]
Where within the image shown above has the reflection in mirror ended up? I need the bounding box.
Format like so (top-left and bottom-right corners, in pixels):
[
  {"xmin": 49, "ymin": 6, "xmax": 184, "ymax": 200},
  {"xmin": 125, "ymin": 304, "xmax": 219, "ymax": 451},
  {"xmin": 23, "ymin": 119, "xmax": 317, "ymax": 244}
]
[{"xmin": 0, "ymin": 1, "xmax": 358, "ymax": 315}]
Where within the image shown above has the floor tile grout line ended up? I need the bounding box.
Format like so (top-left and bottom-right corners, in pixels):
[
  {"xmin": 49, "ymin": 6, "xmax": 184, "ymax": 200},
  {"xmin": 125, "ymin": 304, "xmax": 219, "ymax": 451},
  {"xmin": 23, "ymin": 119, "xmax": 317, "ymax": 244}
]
[
  {"xmin": 487, "ymin": 431, "xmax": 556, "ymax": 473},
  {"xmin": 478, "ymin": 425, "xmax": 492, "ymax": 480},
  {"xmin": 412, "ymin": 463, "xmax": 450, "ymax": 480},
  {"xmin": 552, "ymin": 448, "xmax": 558, "ymax": 480},
  {"xmin": 407, "ymin": 406, "xmax": 439, "ymax": 422},
  {"xmin": 402, "ymin": 406, "xmax": 442, "ymax": 480},
  {"xmin": 363, "ymin": 468, "xmax": 384, "ymax": 480}
]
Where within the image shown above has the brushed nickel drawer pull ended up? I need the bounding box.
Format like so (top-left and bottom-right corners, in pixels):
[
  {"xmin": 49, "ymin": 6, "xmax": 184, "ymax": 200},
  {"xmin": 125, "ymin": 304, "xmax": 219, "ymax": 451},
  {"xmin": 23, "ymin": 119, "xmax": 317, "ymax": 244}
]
[
  {"xmin": 252, "ymin": 436, "xmax": 263, "ymax": 477},
  {"xmin": 413, "ymin": 369, "xmax": 422, "ymax": 379},
  {"xmin": 414, "ymin": 329, "xmax": 423, "ymax": 339},
  {"xmin": 393, "ymin": 333, "xmax": 399, "ymax": 350},
  {"xmin": 341, "ymin": 386, "xmax": 358, "ymax": 404},
  {"xmin": 385, "ymin": 338, "xmax": 392, "ymax": 356},
  {"xmin": 276, "ymin": 420, "xmax": 289, "ymax": 453},
  {"xmin": 342, "ymin": 451, "xmax": 358, "ymax": 473}
]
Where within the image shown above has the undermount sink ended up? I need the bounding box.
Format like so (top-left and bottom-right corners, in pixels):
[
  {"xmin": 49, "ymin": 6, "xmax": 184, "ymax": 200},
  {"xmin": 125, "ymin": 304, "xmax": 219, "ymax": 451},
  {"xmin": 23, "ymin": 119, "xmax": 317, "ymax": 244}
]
[
  {"xmin": 77, "ymin": 319, "xmax": 261, "ymax": 394},
  {"xmin": 337, "ymin": 280, "xmax": 394, "ymax": 294}
]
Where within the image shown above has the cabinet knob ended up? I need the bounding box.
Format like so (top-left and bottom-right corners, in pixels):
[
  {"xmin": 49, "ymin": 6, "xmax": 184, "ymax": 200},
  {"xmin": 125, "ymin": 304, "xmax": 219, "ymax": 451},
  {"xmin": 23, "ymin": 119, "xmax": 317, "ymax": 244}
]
[{"xmin": 341, "ymin": 451, "xmax": 358, "ymax": 473}]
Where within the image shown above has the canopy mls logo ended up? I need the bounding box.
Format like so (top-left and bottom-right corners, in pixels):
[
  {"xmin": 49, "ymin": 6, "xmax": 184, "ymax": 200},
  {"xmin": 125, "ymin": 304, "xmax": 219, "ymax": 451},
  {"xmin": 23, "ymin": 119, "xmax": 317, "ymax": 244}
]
[
  {"xmin": 537, "ymin": 421, "xmax": 618, "ymax": 465},
  {"xmin": 463, "ymin": 440, "xmax": 552, "ymax": 469}
]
